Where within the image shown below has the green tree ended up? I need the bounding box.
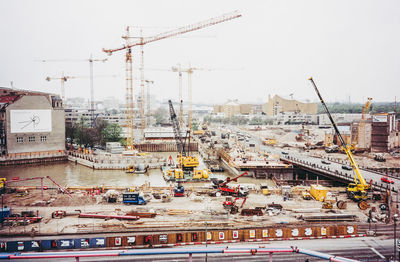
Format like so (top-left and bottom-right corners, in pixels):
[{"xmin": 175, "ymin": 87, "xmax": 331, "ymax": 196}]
[
  {"xmin": 154, "ymin": 107, "xmax": 168, "ymax": 126},
  {"xmin": 102, "ymin": 123, "xmax": 122, "ymax": 143}
]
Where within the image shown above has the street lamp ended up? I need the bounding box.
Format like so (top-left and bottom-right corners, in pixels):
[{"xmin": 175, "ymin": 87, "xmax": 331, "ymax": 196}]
[{"xmin": 394, "ymin": 213, "xmax": 398, "ymax": 261}]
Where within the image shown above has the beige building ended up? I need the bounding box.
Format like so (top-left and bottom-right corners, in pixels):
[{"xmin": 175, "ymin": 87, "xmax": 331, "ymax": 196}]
[
  {"xmin": 264, "ymin": 95, "xmax": 318, "ymax": 116},
  {"xmin": 213, "ymin": 100, "xmax": 261, "ymax": 117},
  {"xmin": 213, "ymin": 100, "xmax": 241, "ymax": 117}
]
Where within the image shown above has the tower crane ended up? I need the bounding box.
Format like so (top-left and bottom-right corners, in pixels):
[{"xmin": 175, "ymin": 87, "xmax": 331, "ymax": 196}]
[
  {"xmin": 45, "ymin": 72, "xmax": 75, "ymax": 102},
  {"xmin": 309, "ymin": 77, "xmax": 371, "ymax": 207},
  {"xmin": 45, "ymin": 73, "xmax": 116, "ymax": 113},
  {"xmin": 103, "ymin": 10, "xmax": 242, "ymax": 151},
  {"xmin": 171, "ymin": 64, "xmax": 211, "ymax": 130},
  {"xmin": 39, "ymin": 55, "xmax": 108, "ymax": 126}
]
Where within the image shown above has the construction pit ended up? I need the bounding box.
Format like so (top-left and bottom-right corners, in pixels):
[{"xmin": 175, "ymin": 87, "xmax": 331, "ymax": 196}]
[{"xmin": 0, "ymin": 181, "xmax": 392, "ymax": 237}]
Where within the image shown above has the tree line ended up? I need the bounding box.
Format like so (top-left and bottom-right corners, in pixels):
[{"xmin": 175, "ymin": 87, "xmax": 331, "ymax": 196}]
[{"xmin": 66, "ymin": 118, "xmax": 123, "ymax": 148}]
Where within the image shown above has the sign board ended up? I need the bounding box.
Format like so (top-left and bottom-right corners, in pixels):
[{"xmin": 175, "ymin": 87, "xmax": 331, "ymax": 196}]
[
  {"xmin": 10, "ymin": 110, "xmax": 52, "ymax": 133},
  {"xmin": 206, "ymin": 232, "xmax": 212, "ymax": 240},
  {"xmin": 346, "ymin": 226, "xmax": 354, "ymax": 234},
  {"xmin": 127, "ymin": 237, "xmax": 136, "ymax": 245},
  {"xmin": 115, "ymin": 237, "xmax": 121, "ymax": 246},
  {"xmin": 219, "ymin": 232, "xmax": 225, "ymax": 240},
  {"xmin": 249, "ymin": 230, "xmax": 256, "ymax": 238},
  {"xmin": 232, "ymin": 231, "xmax": 239, "ymax": 239},
  {"xmin": 159, "ymin": 235, "xmax": 168, "ymax": 243}
]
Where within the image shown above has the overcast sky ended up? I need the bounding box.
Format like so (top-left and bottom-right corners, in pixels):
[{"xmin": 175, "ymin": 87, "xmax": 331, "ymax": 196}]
[{"xmin": 1, "ymin": 0, "xmax": 399, "ymax": 105}]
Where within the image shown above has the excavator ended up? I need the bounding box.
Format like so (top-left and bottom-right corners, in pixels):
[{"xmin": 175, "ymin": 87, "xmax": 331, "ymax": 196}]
[
  {"xmin": 223, "ymin": 197, "xmax": 247, "ymax": 214},
  {"xmin": 309, "ymin": 77, "xmax": 371, "ymax": 208}
]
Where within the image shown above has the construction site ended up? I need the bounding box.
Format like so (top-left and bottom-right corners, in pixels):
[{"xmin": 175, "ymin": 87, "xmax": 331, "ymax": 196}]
[{"xmin": 1, "ymin": 3, "xmax": 400, "ymax": 261}]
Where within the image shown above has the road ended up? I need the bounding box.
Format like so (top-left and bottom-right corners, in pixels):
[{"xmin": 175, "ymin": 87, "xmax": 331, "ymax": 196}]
[
  {"xmin": 227, "ymin": 126, "xmax": 399, "ymax": 194},
  {"xmin": 21, "ymin": 237, "xmax": 397, "ymax": 261}
]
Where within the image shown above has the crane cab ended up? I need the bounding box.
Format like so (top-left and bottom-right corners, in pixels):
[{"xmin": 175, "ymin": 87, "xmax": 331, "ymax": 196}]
[
  {"xmin": 177, "ymin": 154, "xmax": 199, "ymax": 169},
  {"xmin": 346, "ymin": 183, "xmax": 370, "ymax": 201}
]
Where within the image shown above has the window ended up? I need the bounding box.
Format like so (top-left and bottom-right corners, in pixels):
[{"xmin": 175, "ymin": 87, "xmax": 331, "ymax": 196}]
[
  {"xmin": 40, "ymin": 136, "xmax": 47, "ymax": 142},
  {"xmin": 28, "ymin": 136, "xmax": 35, "ymax": 142},
  {"xmin": 17, "ymin": 137, "xmax": 23, "ymax": 143}
]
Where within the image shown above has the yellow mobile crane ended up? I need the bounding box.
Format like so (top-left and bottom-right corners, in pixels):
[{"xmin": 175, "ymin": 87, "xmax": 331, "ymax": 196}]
[{"xmin": 309, "ymin": 77, "xmax": 370, "ymax": 204}]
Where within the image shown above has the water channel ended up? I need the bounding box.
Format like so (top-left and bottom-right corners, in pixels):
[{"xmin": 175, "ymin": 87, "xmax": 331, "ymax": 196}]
[{"xmin": 0, "ymin": 152, "xmax": 268, "ymax": 188}]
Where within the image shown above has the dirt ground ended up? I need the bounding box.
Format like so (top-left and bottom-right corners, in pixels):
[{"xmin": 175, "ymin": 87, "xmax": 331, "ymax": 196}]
[{"xmin": 0, "ymin": 186, "xmax": 377, "ymax": 236}]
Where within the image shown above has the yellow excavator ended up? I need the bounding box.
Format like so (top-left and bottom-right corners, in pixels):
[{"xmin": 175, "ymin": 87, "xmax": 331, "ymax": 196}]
[{"xmin": 309, "ymin": 78, "xmax": 371, "ymax": 206}]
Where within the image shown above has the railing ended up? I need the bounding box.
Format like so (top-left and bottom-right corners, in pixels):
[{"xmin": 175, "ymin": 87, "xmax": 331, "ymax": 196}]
[{"xmin": 0, "ymin": 246, "xmax": 358, "ymax": 262}]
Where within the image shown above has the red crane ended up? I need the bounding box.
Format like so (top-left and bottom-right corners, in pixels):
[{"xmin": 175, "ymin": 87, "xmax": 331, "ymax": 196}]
[
  {"xmin": 103, "ymin": 10, "xmax": 242, "ymax": 150},
  {"xmin": 6, "ymin": 176, "xmax": 72, "ymax": 200},
  {"xmin": 217, "ymin": 171, "xmax": 249, "ymax": 197}
]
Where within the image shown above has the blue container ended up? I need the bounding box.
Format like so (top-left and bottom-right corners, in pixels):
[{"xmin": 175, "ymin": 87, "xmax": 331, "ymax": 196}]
[
  {"xmin": 23, "ymin": 240, "xmax": 41, "ymax": 252},
  {"xmin": 55, "ymin": 239, "xmax": 74, "ymax": 249},
  {"xmin": 5, "ymin": 241, "xmax": 23, "ymax": 252},
  {"xmin": 0, "ymin": 208, "xmax": 11, "ymax": 223},
  {"xmin": 74, "ymin": 238, "xmax": 90, "ymax": 249},
  {"xmin": 40, "ymin": 240, "xmax": 52, "ymax": 250},
  {"xmin": 89, "ymin": 238, "xmax": 106, "ymax": 248}
]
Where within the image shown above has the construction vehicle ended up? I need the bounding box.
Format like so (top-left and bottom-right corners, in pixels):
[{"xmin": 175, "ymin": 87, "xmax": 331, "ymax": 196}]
[
  {"xmin": 223, "ymin": 197, "xmax": 247, "ymax": 214},
  {"xmin": 0, "ymin": 178, "xmax": 5, "ymax": 194},
  {"xmin": 212, "ymin": 172, "xmax": 249, "ymax": 197},
  {"xmin": 374, "ymin": 153, "xmax": 386, "ymax": 162},
  {"xmin": 51, "ymin": 210, "xmax": 81, "ymax": 219},
  {"xmin": 122, "ymin": 192, "xmax": 147, "ymax": 205},
  {"xmin": 309, "ymin": 77, "xmax": 371, "ymax": 204},
  {"xmin": 302, "ymin": 191, "xmax": 312, "ymax": 200},
  {"xmin": 168, "ymin": 100, "xmax": 199, "ymax": 169},
  {"xmin": 263, "ymin": 138, "xmax": 277, "ymax": 146},
  {"xmin": 174, "ymin": 183, "xmax": 185, "ymax": 197}
]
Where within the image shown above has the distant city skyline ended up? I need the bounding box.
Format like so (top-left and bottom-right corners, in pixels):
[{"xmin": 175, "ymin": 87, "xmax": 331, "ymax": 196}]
[{"xmin": 1, "ymin": 0, "xmax": 399, "ymax": 104}]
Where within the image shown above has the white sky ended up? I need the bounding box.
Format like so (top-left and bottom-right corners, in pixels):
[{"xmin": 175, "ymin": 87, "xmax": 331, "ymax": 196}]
[{"xmin": 1, "ymin": 0, "xmax": 399, "ymax": 104}]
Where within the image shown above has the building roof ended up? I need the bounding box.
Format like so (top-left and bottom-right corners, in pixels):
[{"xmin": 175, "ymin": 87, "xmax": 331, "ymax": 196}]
[{"xmin": 0, "ymin": 87, "xmax": 61, "ymax": 110}]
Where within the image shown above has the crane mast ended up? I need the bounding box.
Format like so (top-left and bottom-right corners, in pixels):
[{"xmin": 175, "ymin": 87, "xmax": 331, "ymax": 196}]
[
  {"xmin": 308, "ymin": 77, "xmax": 368, "ymax": 188},
  {"xmin": 168, "ymin": 100, "xmax": 186, "ymax": 157}
]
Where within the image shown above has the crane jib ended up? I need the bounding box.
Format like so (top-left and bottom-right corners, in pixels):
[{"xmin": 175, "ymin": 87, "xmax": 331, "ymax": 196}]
[{"xmin": 308, "ymin": 77, "xmax": 368, "ymax": 188}]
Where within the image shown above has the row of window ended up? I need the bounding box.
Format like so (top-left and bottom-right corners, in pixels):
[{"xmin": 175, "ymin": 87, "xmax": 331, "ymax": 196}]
[{"xmin": 17, "ymin": 136, "xmax": 47, "ymax": 143}]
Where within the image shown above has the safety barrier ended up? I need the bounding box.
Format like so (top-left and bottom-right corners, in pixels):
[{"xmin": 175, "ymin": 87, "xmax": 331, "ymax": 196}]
[{"xmin": 0, "ymin": 246, "xmax": 359, "ymax": 261}]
